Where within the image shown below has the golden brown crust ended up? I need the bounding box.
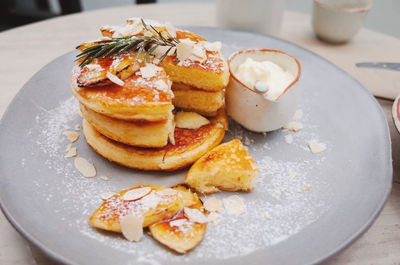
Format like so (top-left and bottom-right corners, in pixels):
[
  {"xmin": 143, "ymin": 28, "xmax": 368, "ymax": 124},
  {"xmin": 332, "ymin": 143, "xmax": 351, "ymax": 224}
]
[
  {"xmin": 71, "ymin": 65, "xmax": 173, "ymax": 122},
  {"xmin": 80, "ymin": 104, "xmax": 172, "ymax": 148},
  {"xmin": 82, "ymin": 109, "xmax": 227, "ymax": 171}
]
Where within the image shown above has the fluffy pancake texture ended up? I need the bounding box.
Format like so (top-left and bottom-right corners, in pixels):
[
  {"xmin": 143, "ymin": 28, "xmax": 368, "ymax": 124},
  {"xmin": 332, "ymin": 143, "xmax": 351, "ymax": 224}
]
[
  {"xmin": 71, "ymin": 64, "xmax": 173, "ymax": 122},
  {"xmin": 185, "ymin": 139, "xmax": 259, "ymax": 193},
  {"xmin": 80, "ymin": 104, "xmax": 173, "ymax": 148},
  {"xmin": 172, "ymin": 83, "xmax": 225, "ymax": 117},
  {"xmin": 82, "ymin": 109, "xmax": 228, "ymax": 171}
]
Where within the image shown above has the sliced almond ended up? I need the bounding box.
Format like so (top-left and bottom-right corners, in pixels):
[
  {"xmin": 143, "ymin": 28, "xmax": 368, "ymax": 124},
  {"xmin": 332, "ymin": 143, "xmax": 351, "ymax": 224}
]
[
  {"xmin": 64, "ymin": 131, "xmax": 79, "ymax": 142},
  {"xmin": 200, "ymin": 41, "xmax": 222, "ymax": 52},
  {"xmin": 100, "ymin": 191, "xmax": 116, "ymax": 200},
  {"xmin": 176, "ymin": 38, "xmax": 195, "ymax": 62},
  {"xmin": 175, "ymin": 111, "xmax": 210, "ymax": 130},
  {"xmin": 203, "ymin": 197, "xmax": 223, "ymax": 213},
  {"xmin": 307, "ymin": 140, "xmax": 327, "ymax": 154},
  {"xmin": 156, "ymin": 188, "xmax": 178, "ymax": 196},
  {"xmin": 284, "ymin": 134, "xmax": 293, "ymax": 144},
  {"xmin": 74, "ymin": 157, "xmax": 96, "ymax": 178},
  {"xmin": 139, "ymin": 191, "xmax": 161, "ymax": 209},
  {"xmin": 122, "ymin": 187, "xmax": 152, "ymax": 201},
  {"xmin": 283, "ymin": 121, "xmax": 303, "ymax": 132},
  {"xmin": 183, "ymin": 207, "xmax": 208, "ymax": 224},
  {"xmin": 207, "ymin": 212, "xmax": 220, "ymax": 225},
  {"xmin": 292, "ymin": 109, "xmax": 303, "ymax": 121},
  {"xmin": 65, "ymin": 147, "xmax": 77, "ymax": 158},
  {"xmin": 223, "ymin": 195, "xmax": 246, "ymax": 216},
  {"xmin": 106, "ymin": 72, "xmax": 124, "ymax": 86},
  {"xmin": 154, "ymin": 79, "xmax": 169, "ymax": 92},
  {"xmin": 74, "ymin": 124, "xmax": 81, "ymax": 131},
  {"xmin": 99, "ymin": 175, "xmax": 109, "ymax": 181},
  {"xmin": 120, "ymin": 214, "xmax": 144, "ymax": 242},
  {"xmin": 138, "ymin": 64, "xmax": 162, "ymax": 79},
  {"xmin": 169, "ymin": 218, "xmax": 189, "ymax": 228}
]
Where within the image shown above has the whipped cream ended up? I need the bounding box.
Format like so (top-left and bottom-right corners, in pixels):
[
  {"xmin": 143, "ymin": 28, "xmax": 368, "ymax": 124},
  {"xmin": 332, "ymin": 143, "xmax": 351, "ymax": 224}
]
[{"xmin": 234, "ymin": 57, "xmax": 295, "ymax": 101}]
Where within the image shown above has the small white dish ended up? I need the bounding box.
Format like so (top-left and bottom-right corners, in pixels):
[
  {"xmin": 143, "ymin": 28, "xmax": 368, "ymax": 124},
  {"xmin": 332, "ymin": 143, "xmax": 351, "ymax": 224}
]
[
  {"xmin": 226, "ymin": 49, "xmax": 301, "ymax": 132},
  {"xmin": 312, "ymin": 0, "xmax": 372, "ymax": 43},
  {"xmin": 392, "ymin": 95, "xmax": 400, "ymax": 135}
]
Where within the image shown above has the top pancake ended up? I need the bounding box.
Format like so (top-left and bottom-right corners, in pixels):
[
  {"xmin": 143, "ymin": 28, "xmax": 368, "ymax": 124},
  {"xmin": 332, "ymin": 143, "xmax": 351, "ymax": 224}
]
[{"xmin": 71, "ymin": 64, "xmax": 174, "ymax": 122}]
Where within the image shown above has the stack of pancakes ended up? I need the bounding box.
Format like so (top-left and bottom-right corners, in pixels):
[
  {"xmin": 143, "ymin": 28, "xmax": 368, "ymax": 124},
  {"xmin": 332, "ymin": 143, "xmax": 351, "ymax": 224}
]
[{"xmin": 70, "ymin": 19, "xmax": 229, "ymax": 171}]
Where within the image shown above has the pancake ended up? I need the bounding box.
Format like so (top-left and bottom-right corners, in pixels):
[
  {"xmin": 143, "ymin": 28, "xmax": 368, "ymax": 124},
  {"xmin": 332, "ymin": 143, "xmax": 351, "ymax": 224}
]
[
  {"xmin": 172, "ymin": 82, "xmax": 225, "ymax": 117},
  {"xmin": 99, "ymin": 20, "xmax": 229, "ymax": 92},
  {"xmin": 82, "ymin": 109, "xmax": 228, "ymax": 171},
  {"xmin": 80, "ymin": 104, "xmax": 173, "ymax": 148},
  {"xmin": 71, "ymin": 64, "xmax": 174, "ymax": 122}
]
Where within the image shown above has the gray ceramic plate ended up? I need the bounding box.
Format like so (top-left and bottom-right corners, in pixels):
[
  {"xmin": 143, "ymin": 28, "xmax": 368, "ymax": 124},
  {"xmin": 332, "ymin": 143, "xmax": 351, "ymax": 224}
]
[{"xmin": 0, "ymin": 27, "xmax": 392, "ymax": 265}]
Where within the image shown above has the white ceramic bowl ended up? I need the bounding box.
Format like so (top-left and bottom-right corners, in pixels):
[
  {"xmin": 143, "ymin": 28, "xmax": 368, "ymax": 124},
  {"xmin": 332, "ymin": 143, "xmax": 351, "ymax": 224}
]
[
  {"xmin": 226, "ymin": 49, "xmax": 301, "ymax": 132},
  {"xmin": 312, "ymin": 0, "xmax": 372, "ymax": 43}
]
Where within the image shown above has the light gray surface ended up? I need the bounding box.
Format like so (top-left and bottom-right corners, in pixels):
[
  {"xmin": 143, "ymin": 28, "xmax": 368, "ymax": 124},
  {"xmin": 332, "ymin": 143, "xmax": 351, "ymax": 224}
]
[{"xmin": 0, "ymin": 27, "xmax": 392, "ymax": 265}]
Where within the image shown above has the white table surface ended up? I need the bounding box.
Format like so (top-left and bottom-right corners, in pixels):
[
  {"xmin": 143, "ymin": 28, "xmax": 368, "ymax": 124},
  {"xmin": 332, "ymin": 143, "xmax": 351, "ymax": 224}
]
[{"xmin": 0, "ymin": 3, "xmax": 399, "ymax": 265}]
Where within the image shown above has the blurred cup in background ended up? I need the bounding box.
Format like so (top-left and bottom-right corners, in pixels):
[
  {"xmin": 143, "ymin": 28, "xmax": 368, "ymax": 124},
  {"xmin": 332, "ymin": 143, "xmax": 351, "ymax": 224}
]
[
  {"xmin": 312, "ymin": 0, "xmax": 373, "ymax": 43},
  {"xmin": 217, "ymin": 0, "xmax": 285, "ymax": 37}
]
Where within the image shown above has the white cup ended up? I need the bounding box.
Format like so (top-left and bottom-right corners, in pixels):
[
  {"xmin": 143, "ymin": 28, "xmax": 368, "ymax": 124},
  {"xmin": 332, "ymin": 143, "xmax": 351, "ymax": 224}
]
[
  {"xmin": 216, "ymin": 0, "xmax": 285, "ymax": 37},
  {"xmin": 312, "ymin": 0, "xmax": 373, "ymax": 43},
  {"xmin": 226, "ymin": 49, "xmax": 301, "ymax": 132}
]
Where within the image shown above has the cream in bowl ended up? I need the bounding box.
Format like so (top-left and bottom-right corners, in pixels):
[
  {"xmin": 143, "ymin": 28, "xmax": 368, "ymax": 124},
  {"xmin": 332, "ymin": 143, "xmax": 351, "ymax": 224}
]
[{"xmin": 226, "ymin": 49, "xmax": 301, "ymax": 132}]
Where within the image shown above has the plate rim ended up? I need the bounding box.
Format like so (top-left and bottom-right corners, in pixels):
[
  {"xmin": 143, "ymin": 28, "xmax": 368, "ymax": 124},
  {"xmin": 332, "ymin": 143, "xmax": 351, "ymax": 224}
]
[{"xmin": 0, "ymin": 26, "xmax": 393, "ymax": 265}]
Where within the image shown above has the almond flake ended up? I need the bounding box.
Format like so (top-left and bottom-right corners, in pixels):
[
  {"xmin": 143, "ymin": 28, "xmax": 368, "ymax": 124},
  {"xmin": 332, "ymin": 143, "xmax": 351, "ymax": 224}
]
[
  {"xmin": 307, "ymin": 140, "xmax": 327, "ymax": 154},
  {"xmin": 223, "ymin": 195, "xmax": 246, "ymax": 216},
  {"xmin": 111, "ymin": 23, "xmax": 143, "ymax": 38},
  {"xmin": 65, "ymin": 147, "xmax": 77, "ymax": 158},
  {"xmin": 169, "ymin": 218, "xmax": 190, "ymax": 228},
  {"xmin": 264, "ymin": 212, "xmax": 270, "ymax": 220},
  {"xmin": 139, "ymin": 191, "xmax": 161, "ymax": 209},
  {"xmin": 184, "ymin": 207, "xmax": 208, "ymax": 224},
  {"xmin": 120, "ymin": 214, "xmax": 144, "ymax": 242},
  {"xmin": 283, "ymin": 121, "xmax": 303, "ymax": 132},
  {"xmin": 106, "ymin": 72, "xmax": 124, "ymax": 86},
  {"xmin": 151, "ymin": 45, "xmax": 176, "ymax": 58},
  {"xmin": 74, "ymin": 157, "xmax": 96, "ymax": 178},
  {"xmin": 164, "ymin": 21, "xmax": 176, "ymax": 38},
  {"xmin": 284, "ymin": 134, "xmax": 293, "ymax": 144},
  {"xmin": 175, "ymin": 111, "xmax": 210, "ymax": 129},
  {"xmin": 74, "ymin": 124, "xmax": 81, "ymax": 131},
  {"xmin": 64, "ymin": 131, "xmax": 79, "ymax": 142},
  {"xmin": 289, "ymin": 171, "xmax": 297, "ymax": 179},
  {"xmin": 207, "ymin": 212, "xmax": 220, "ymax": 225},
  {"xmin": 200, "ymin": 41, "xmax": 222, "ymax": 52},
  {"xmin": 203, "ymin": 197, "xmax": 223, "ymax": 212},
  {"xmin": 122, "ymin": 187, "xmax": 152, "ymax": 201},
  {"xmin": 100, "ymin": 191, "xmax": 116, "ymax": 200},
  {"xmin": 138, "ymin": 64, "xmax": 162, "ymax": 79},
  {"xmin": 154, "ymin": 80, "xmax": 169, "ymax": 92},
  {"xmin": 156, "ymin": 188, "xmax": 177, "ymax": 196},
  {"xmin": 292, "ymin": 109, "xmax": 303, "ymax": 121},
  {"xmin": 176, "ymin": 38, "xmax": 196, "ymax": 62},
  {"xmin": 99, "ymin": 175, "xmax": 109, "ymax": 181},
  {"xmin": 191, "ymin": 45, "xmax": 206, "ymax": 59}
]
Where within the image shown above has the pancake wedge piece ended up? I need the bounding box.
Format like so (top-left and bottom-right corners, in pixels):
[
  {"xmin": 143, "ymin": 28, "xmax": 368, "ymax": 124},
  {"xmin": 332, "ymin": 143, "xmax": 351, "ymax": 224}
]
[
  {"xmin": 82, "ymin": 108, "xmax": 227, "ymax": 171},
  {"xmin": 71, "ymin": 64, "xmax": 173, "ymax": 122},
  {"xmin": 172, "ymin": 82, "xmax": 225, "ymax": 117},
  {"xmin": 185, "ymin": 139, "xmax": 259, "ymax": 194},
  {"xmin": 149, "ymin": 185, "xmax": 206, "ymax": 254},
  {"xmin": 80, "ymin": 104, "xmax": 173, "ymax": 148},
  {"xmin": 90, "ymin": 185, "xmax": 197, "ymax": 233}
]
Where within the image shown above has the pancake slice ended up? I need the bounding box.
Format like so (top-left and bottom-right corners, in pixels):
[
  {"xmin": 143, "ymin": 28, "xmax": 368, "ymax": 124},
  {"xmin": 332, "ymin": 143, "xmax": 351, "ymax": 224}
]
[
  {"xmin": 71, "ymin": 64, "xmax": 173, "ymax": 122},
  {"xmin": 82, "ymin": 108, "xmax": 227, "ymax": 171},
  {"xmin": 185, "ymin": 139, "xmax": 259, "ymax": 194},
  {"xmin": 89, "ymin": 185, "xmax": 197, "ymax": 233},
  {"xmin": 149, "ymin": 185, "xmax": 206, "ymax": 254},
  {"xmin": 80, "ymin": 104, "xmax": 173, "ymax": 148},
  {"xmin": 172, "ymin": 82, "xmax": 225, "ymax": 117}
]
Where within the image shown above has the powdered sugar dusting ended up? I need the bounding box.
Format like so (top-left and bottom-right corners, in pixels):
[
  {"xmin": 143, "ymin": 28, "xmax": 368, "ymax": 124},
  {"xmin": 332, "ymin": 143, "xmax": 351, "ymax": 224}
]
[{"xmin": 27, "ymin": 95, "xmax": 331, "ymax": 262}]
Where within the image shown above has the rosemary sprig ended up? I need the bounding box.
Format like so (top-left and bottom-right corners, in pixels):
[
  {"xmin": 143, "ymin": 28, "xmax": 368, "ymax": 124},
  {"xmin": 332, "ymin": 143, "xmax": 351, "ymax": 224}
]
[{"xmin": 76, "ymin": 19, "xmax": 179, "ymax": 67}]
